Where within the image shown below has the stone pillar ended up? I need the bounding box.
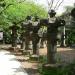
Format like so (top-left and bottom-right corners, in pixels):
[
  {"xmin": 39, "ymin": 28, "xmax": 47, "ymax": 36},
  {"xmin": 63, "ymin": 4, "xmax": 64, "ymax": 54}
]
[
  {"xmin": 32, "ymin": 33, "xmax": 40, "ymax": 54},
  {"xmin": 47, "ymin": 26, "xmax": 57, "ymax": 64}
]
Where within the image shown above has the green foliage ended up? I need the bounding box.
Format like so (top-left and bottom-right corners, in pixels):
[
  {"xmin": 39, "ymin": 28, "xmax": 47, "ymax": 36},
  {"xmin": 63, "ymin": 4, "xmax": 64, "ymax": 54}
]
[
  {"xmin": 38, "ymin": 55, "xmax": 75, "ymax": 75},
  {"xmin": 66, "ymin": 17, "xmax": 75, "ymax": 45},
  {"xmin": 39, "ymin": 62, "xmax": 75, "ymax": 75},
  {"xmin": 5, "ymin": 2, "xmax": 47, "ymax": 22},
  {"xmin": 67, "ymin": 31, "xmax": 75, "ymax": 45},
  {"xmin": 3, "ymin": 29, "xmax": 11, "ymax": 43},
  {"xmin": 38, "ymin": 55, "xmax": 47, "ymax": 63},
  {"xmin": 0, "ymin": 0, "xmax": 47, "ymax": 30},
  {"xmin": 60, "ymin": 5, "xmax": 75, "ymax": 45},
  {"xmin": 0, "ymin": 0, "xmax": 47, "ymax": 43}
]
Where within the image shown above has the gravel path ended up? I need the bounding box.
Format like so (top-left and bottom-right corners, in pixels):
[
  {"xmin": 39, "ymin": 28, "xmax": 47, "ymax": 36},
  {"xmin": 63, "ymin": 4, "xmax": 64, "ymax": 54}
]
[{"xmin": 0, "ymin": 50, "xmax": 28, "ymax": 75}]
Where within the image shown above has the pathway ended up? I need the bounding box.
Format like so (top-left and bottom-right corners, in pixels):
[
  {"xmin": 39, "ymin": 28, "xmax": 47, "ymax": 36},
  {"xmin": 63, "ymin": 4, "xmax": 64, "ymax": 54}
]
[{"xmin": 0, "ymin": 50, "xmax": 28, "ymax": 75}]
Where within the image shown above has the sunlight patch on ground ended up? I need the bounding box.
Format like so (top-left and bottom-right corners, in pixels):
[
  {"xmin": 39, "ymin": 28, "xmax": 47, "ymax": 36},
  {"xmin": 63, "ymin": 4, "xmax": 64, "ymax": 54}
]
[{"xmin": 0, "ymin": 50, "xmax": 28, "ymax": 75}]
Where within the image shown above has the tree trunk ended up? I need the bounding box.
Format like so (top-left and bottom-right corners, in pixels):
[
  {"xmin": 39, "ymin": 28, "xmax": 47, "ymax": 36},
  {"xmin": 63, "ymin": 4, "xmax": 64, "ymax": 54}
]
[
  {"xmin": 12, "ymin": 31, "xmax": 17, "ymax": 47},
  {"xmin": 20, "ymin": 32, "xmax": 25, "ymax": 50},
  {"xmin": 60, "ymin": 26, "xmax": 66, "ymax": 47},
  {"xmin": 12, "ymin": 37, "xmax": 17, "ymax": 47}
]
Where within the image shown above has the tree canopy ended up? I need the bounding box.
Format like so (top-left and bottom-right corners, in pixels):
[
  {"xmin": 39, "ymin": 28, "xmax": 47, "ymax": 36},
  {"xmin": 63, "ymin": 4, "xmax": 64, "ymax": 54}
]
[
  {"xmin": 60, "ymin": 5, "xmax": 75, "ymax": 45},
  {"xmin": 0, "ymin": 0, "xmax": 47, "ymax": 30}
]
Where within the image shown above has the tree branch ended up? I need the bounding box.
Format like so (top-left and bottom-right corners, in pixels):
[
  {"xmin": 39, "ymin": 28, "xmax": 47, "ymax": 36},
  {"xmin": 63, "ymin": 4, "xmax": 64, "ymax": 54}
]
[
  {"xmin": 17, "ymin": 0, "xmax": 26, "ymax": 3},
  {"xmin": 0, "ymin": 0, "xmax": 26, "ymax": 15},
  {"xmin": 50, "ymin": 0, "xmax": 54, "ymax": 10},
  {"xmin": 55, "ymin": 0, "xmax": 64, "ymax": 10},
  {"xmin": 0, "ymin": 4, "xmax": 14, "ymax": 15},
  {"xmin": 54, "ymin": 0, "xmax": 60, "ymax": 10}
]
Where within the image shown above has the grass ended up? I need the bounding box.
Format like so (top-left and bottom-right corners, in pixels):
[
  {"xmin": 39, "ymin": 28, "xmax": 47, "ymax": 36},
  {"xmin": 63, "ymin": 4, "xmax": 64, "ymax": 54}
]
[{"xmin": 38, "ymin": 57, "xmax": 75, "ymax": 75}]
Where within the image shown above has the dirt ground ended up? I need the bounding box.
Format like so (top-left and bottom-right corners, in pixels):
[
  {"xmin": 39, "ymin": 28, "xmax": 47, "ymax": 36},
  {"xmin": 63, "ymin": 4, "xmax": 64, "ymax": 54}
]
[
  {"xmin": 15, "ymin": 47, "xmax": 75, "ymax": 75},
  {"xmin": 1, "ymin": 44, "xmax": 75, "ymax": 75}
]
